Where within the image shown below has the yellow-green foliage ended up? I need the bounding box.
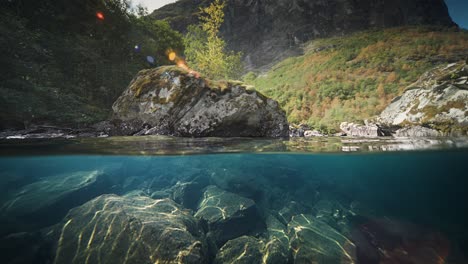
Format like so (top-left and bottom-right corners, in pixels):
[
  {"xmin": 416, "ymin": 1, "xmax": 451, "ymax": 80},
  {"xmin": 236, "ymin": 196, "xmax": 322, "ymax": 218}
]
[
  {"xmin": 184, "ymin": 0, "xmax": 243, "ymax": 80},
  {"xmin": 249, "ymin": 27, "xmax": 468, "ymax": 132}
]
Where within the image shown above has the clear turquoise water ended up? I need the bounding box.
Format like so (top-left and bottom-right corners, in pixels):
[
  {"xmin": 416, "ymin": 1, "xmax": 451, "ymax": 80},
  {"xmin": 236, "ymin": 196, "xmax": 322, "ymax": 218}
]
[{"xmin": 0, "ymin": 138, "xmax": 467, "ymax": 263}]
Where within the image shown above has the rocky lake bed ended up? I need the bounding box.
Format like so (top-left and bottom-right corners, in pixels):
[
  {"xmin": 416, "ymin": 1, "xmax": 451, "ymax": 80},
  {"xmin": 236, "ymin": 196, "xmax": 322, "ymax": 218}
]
[{"xmin": 0, "ymin": 150, "xmax": 467, "ymax": 264}]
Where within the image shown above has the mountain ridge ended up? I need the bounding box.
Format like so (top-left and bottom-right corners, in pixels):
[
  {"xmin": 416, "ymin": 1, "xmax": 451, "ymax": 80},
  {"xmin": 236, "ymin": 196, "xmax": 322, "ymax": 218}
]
[{"xmin": 152, "ymin": 0, "xmax": 456, "ymax": 69}]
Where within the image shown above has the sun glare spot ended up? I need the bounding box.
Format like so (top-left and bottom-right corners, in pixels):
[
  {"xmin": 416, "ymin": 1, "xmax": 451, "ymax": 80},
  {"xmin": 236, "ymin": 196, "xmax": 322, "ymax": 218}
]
[
  {"xmin": 96, "ymin": 12, "xmax": 105, "ymax": 20},
  {"xmin": 168, "ymin": 52, "xmax": 176, "ymax": 61}
]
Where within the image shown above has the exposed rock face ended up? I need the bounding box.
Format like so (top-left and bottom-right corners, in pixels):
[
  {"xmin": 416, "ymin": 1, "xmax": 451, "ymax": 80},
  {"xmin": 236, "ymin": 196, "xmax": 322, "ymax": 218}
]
[
  {"xmin": 288, "ymin": 214, "xmax": 357, "ymax": 263},
  {"xmin": 304, "ymin": 130, "xmax": 324, "ymax": 137},
  {"xmin": 53, "ymin": 195, "xmax": 208, "ymax": 264},
  {"xmin": 0, "ymin": 170, "xmax": 110, "ymax": 233},
  {"xmin": 194, "ymin": 186, "xmax": 263, "ymax": 246},
  {"xmin": 379, "ymin": 62, "xmax": 468, "ymax": 135},
  {"xmin": 111, "ymin": 66, "xmax": 288, "ymax": 137},
  {"xmin": 394, "ymin": 126, "xmax": 441, "ymax": 138},
  {"xmin": 152, "ymin": 0, "xmax": 454, "ymax": 69},
  {"xmin": 340, "ymin": 121, "xmax": 385, "ymax": 137}
]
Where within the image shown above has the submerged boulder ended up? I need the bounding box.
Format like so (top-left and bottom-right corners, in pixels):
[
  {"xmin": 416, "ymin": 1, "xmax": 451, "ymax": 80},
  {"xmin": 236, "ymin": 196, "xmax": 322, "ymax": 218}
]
[
  {"xmin": 214, "ymin": 235, "xmax": 290, "ymax": 264},
  {"xmin": 379, "ymin": 62, "xmax": 468, "ymax": 135},
  {"xmin": 53, "ymin": 195, "xmax": 208, "ymax": 264},
  {"xmin": 111, "ymin": 66, "xmax": 288, "ymax": 137},
  {"xmin": 288, "ymin": 214, "xmax": 357, "ymax": 264},
  {"xmin": 194, "ymin": 186, "xmax": 264, "ymax": 246},
  {"xmin": 0, "ymin": 170, "xmax": 110, "ymax": 233}
]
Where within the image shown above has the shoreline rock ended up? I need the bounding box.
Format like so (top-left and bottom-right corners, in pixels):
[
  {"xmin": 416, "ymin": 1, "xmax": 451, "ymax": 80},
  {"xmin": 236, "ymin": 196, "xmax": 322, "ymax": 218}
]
[
  {"xmin": 378, "ymin": 62, "xmax": 468, "ymax": 136},
  {"xmin": 111, "ymin": 66, "xmax": 289, "ymax": 138}
]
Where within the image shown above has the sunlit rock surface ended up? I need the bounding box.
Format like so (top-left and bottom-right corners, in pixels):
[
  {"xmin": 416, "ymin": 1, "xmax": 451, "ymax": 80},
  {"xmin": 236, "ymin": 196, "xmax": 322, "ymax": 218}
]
[
  {"xmin": 214, "ymin": 236, "xmax": 264, "ymax": 263},
  {"xmin": 195, "ymin": 186, "xmax": 263, "ymax": 246},
  {"xmin": 379, "ymin": 62, "xmax": 468, "ymax": 135},
  {"xmin": 288, "ymin": 214, "xmax": 357, "ymax": 263},
  {"xmin": 111, "ymin": 66, "xmax": 288, "ymax": 137},
  {"xmin": 394, "ymin": 126, "xmax": 441, "ymax": 137},
  {"xmin": 0, "ymin": 170, "xmax": 110, "ymax": 233},
  {"xmin": 214, "ymin": 234, "xmax": 289, "ymax": 264},
  {"xmin": 340, "ymin": 122, "xmax": 385, "ymax": 138},
  {"xmin": 53, "ymin": 195, "xmax": 208, "ymax": 264}
]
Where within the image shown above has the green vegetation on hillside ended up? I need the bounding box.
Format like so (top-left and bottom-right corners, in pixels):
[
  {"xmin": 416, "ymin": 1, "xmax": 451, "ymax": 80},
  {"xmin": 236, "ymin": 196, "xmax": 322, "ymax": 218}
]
[
  {"xmin": 0, "ymin": 0, "xmax": 183, "ymax": 129},
  {"xmin": 248, "ymin": 27, "xmax": 468, "ymax": 132}
]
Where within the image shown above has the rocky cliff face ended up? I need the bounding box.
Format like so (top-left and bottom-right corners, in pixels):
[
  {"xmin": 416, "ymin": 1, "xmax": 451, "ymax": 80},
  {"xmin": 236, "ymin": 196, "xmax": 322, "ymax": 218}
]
[
  {"xmin": 111, "ymin": 66, "xmax": 289, "ymax": 137},
  {"xmin": 152, "ymin": 0, "xmax": 455, "ymax": 69},
  {"xmin": 379, "ymin": 62, "xmax": 468, "ymax": 135}
]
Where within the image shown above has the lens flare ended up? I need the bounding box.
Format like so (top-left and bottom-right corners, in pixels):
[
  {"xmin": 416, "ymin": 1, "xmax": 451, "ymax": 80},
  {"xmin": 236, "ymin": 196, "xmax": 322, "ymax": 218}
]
[
  {"xmin": 168, "ymin": 52, "xmax": 176, "ymax": 61},
  {"xmin": 96, "ymin": 12, "xmax": 105, "ymax": 20},
  {"xmin": 146, "ymin": 56, "xmax": 155, "ymax": 65}
]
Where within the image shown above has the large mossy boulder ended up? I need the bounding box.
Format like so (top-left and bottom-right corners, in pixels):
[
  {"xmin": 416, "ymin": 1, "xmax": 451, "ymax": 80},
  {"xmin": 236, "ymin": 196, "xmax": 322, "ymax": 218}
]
[
  {"xmin": 194, "ymin": 186, "xmax": 264, "ymax": 246},
  {"xmin": 379, "ymin": 62, "xmax": 468, "ymax": 135},
  {"xmin": 111, "ymin": 66, "xmax": 289, "ymax": 137},
  {"xmin": 287, "ymin": 214, "xmax": 357, "ymax": 264},
  {"xmin": 53, "ymin": 194, "xmax": 208, "ymax": 264}
]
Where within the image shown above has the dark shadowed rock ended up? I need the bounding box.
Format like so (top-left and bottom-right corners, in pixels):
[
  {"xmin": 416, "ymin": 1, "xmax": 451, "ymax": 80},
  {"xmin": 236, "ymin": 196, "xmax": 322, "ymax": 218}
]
[
  {"xmin": 53, "ymin": 195, "xmax": 208, "ymax": 264},
  {"xmin": 172, "ymin": 180, "xmax": 207, "ymax": 210},
  {"xmin": 152, "ymin": 0, "xmax": 454, "ymax": 69},
  {"xmin": 194, "ymin": 186, "xmax": 264, "ymax": 246},
  {"xmin": 351, "ymin": 217, "xmax": 457, "ymax": 264},
  {"xmin": 111, "ymin": 66, "xmax": 288, "ymax": 138},
  {"xmin": 0, "ymin": 231, "xmax": 53, "ymax": 264},
  {"xmin": 288, "ymin": 214, "xmax": 357, "ymax": 264},
  {"xmin": 0, "ymin": 170, "xmax": 110, "ymax": 234}
]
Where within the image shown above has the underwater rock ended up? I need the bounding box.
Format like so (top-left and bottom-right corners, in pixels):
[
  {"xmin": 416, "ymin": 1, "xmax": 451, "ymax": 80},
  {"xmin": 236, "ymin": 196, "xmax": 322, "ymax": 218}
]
[
  {"xmin": 379, "ymin": 62, "xmax": 468, "ymax": 135},
  {"xmin": 278, "ymin": 201, "xmax": 309, "ymax": 224},
  {"xmin": 0, "ymin": 170, "xmax": 110, "ymax": 233},
  {"xmin": 0, "ymin": 231, "xmax": 52, "ymax": 264},
  {"xmin": 214, "ymin": 236, "xmax": 264, "ymax": 264},
  {"xmin": 172, "ymin": 180, "xmax": 206, "ymax": 211},
  {"xmin": 288, "ymin": 214, "xmax": 357, "ymax": 264},
  {"xmin": 214, "ymin": 234, "xmax": 290, "ymax": 264},
  {"xmin": 312, "ymin": 199, "xmax": 357, "ymax": 236},
  {"xmin": 194, "ymin": 186, "xmax": 264, "ymax": 246},
  {"xmin": 53, "ymin": 195, "xmax": 208, "ymax": 264},
  {"xmin": 111, "ymin": 66, "xmax": 289, "ymax": 138},
  {"xmin": 351, "ymin": 217, "xmax": 454, "ymax": 264},
  {"xmin": 340, "ymin": 121, "xmax": 385, "ymax": 138},
  {"xmin": 264, "ymin": 214, "xmax": 291, "ymax": 263}
]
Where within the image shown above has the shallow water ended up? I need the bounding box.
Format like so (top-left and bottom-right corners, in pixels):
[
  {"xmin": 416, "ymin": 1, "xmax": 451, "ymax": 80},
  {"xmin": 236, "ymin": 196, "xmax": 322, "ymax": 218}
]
[{"xmin": 0, "ymin": 137, "xmax": 467, "ymax": 263}]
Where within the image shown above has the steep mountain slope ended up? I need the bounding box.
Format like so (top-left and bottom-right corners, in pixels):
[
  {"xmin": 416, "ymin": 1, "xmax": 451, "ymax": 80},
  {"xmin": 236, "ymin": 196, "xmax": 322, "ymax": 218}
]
[
  {"xmin": 247, "ymin": 27, "xmax": 468, "ymax": 132},
  {"xmin": 152, "ymin": 0, "xmax": 456, "ymax": 69}
]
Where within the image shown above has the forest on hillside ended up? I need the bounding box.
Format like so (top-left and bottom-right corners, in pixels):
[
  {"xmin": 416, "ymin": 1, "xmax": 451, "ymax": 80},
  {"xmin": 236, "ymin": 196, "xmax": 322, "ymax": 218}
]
[{"xmin": 0, "ymin": 0, "xmax": 183, "ymax": 129}]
